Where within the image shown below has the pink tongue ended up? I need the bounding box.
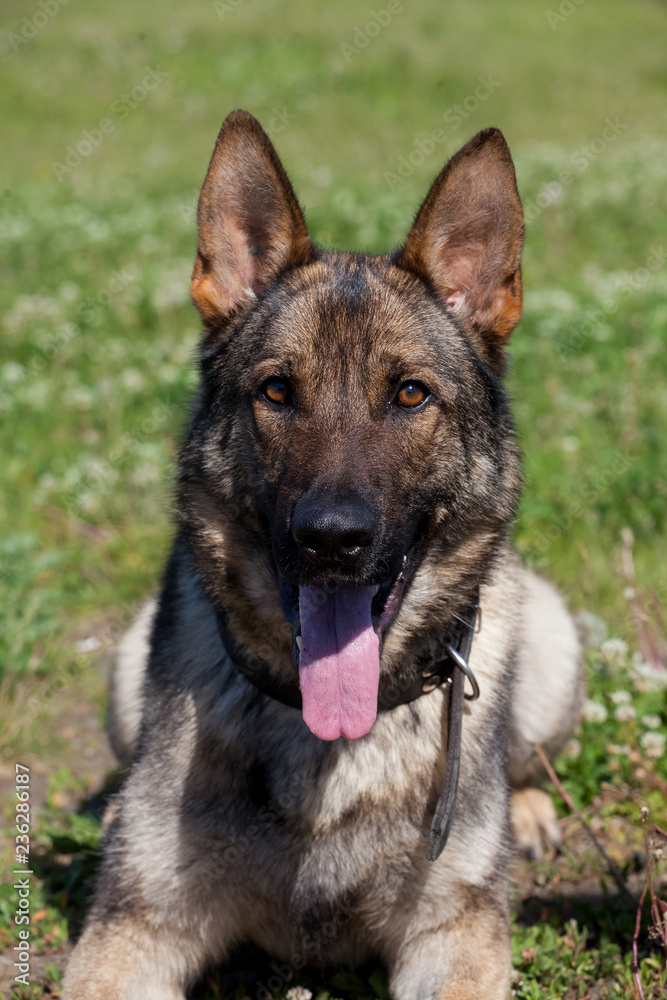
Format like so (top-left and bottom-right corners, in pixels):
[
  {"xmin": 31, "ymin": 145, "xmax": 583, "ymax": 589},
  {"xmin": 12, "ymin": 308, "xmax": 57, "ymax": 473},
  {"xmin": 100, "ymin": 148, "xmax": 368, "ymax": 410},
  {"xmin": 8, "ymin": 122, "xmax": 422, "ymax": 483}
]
[{"xmin": 298, "ymin": 584, "xmax": 379, "ymax": 741}]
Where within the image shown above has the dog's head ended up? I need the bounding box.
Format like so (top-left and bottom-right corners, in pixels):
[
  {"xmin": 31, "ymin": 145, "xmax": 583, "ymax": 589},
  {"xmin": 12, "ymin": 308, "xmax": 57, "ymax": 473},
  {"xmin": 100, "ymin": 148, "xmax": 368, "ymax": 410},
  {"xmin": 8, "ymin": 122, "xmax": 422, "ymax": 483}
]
[{"xmin": 178, "ymin": 110, "xmax": 523, "ymax": 740}]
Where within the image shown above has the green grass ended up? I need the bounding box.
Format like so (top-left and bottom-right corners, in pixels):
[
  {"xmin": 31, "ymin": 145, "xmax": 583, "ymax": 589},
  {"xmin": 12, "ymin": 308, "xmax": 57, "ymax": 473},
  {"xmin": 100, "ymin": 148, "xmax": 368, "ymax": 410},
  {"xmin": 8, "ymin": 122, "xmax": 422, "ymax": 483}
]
[{"xmin": 1, "ymin": 0, "xmax": 666, "ymax": 996}]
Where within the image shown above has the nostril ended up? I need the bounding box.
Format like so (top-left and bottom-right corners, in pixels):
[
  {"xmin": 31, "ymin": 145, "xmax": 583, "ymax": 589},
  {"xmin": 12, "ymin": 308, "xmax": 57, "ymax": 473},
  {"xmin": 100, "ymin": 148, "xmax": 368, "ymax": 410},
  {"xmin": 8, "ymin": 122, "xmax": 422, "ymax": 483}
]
[
  {"xmin": 340, "ymin": 531, "xmax": 373, "ymax": 550},
  {"xmin": 297, "ymin": 531, "xmax": 325, "ymax": 552}
]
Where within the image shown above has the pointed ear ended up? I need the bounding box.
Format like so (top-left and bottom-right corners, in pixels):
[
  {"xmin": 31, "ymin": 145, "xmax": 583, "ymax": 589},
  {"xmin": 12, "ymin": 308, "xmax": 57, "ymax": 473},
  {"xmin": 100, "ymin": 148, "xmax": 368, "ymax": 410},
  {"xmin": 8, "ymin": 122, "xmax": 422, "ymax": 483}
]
[
  {"xmin": 396, "ymin": 128, "xmax": 524, "ymax": 367},
  {"xmin": 191, "ymin": 110, "xmax": 313, "ymax": 327}
]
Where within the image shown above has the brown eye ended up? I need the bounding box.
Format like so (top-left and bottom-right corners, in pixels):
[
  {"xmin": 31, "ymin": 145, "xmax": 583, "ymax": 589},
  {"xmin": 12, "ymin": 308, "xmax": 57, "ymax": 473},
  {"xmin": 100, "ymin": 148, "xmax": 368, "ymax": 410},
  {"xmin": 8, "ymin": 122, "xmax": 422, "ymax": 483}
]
[
  {"xmin": 261, "ymin": 378, "xmax": 291, "ymax": 405},
  {"xmin": 397, "ymin": 381, "xmax": 429, "ymax": 409}
]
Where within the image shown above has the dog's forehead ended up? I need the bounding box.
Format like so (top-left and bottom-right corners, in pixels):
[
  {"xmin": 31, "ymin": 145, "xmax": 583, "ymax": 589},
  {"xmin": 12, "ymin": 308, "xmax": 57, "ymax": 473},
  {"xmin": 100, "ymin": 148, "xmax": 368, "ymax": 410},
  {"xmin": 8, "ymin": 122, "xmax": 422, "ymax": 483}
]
[{"xmin": 262, "ymin": 253, "xmax": 462, "ymax": 370}]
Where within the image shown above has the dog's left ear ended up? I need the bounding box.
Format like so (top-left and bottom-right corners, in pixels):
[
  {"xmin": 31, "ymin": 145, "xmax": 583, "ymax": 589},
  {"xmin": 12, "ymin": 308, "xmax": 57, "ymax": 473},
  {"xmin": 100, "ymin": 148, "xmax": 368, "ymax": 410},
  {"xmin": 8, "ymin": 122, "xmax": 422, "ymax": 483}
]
[
  {"xmin": 191, "ymin": 109, "xmax": 313, "ymax": 328},
  {"xmin": 396, "ymin": 128, "xmax": 524, "ymax": 368}
]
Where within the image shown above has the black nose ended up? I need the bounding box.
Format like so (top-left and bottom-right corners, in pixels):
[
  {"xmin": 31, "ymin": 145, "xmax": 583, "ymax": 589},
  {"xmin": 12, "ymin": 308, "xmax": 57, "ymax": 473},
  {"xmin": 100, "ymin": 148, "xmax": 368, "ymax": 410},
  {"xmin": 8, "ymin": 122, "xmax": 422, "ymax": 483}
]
[{"xmin": 292, "ymin": 494, "xmax": 376, "ymax": 565}]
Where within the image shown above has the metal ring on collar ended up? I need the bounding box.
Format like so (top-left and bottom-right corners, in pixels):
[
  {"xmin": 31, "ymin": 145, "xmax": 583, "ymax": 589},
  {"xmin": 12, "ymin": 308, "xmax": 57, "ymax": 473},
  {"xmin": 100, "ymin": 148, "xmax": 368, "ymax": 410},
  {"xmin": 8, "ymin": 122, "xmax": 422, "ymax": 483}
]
[{"xmin": 444, "ymin": 644, "xmax": 481, "ymax": 701}]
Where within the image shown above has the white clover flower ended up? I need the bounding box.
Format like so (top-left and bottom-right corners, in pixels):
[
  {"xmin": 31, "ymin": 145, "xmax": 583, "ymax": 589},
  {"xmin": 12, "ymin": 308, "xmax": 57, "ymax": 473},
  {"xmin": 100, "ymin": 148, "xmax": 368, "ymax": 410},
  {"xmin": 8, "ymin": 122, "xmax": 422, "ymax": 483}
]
[
  {"xmin": 641, "ymin": 714, "xmax": 662, "ymax": 730},
  {"xmin": 640, "ymin": 731, "xmax": 666, "ymax": 759},
  {"xmin": 58, "ymin": 280, "xmax": 81, "ymax": 302},
  {"xmin": 563, "ymin": 738, "xmax": 581, "ymax": 758},
  {"xmin": 607, "ymin": 743, "xmax": 631, "ymax": 756},
  {"xmin": 610, "ymin": 690, "xmax": 631, "ymax": 705},
  {"xmin": 63, "ymin": 385, "xmax": 94, "ymax": 409},
  {"xmin": 130, "ymin": 463, "xmax": 161, "ymax": 486},
  {"xmin": 1, "ymin": 361, "xmax": 26, "ymax": 384},
  {"xmin": 630, "ymin": 659, "xmax": 667, "ymax": 693},
  {"xmin": 286, "ymin": 989, "xmax": 313, "ymax": 1000},
  {"xmin": 582, "ymin": 699, "xmax": 608, "ymax": 724},
  {"xmin": 600, "ymin": 638, "xmax": 628, "ymax": 664},
  {"xmin": 152, "ymin": 262, "xmax": 190, "ymax": 310},
  {"xmin": 614, "ymin": 704, "xmax": 636, "ymax": 723},
  {"xmin": 158, "ymin": 362, "xmax": 180, "ymax": 383},
  {"xmin": 76, "ymin": 636, "xmax": 102, "ymax": 654},
  {"xmin": 121, "ymin": 367, "xmax": 145, "ymax": 391},
  {"xmin": 3, "ymin": 293, "xmax": 62, "ymax": 335},
  {"xmin": 38, "ymin": 473, "xmax": 58, "ymax": 492}
]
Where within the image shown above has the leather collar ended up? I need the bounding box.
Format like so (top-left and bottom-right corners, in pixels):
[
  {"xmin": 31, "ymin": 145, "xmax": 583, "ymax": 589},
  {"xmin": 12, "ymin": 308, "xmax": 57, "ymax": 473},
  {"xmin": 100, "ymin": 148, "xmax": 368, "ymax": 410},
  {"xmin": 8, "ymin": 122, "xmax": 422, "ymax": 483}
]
[
  {"xmin": 215, "ymin": 588, "xmax": 481, "ymax": 862},
  {"xmin": 216, "ymin": 590, "xmax": 480, "ymax": 713}
]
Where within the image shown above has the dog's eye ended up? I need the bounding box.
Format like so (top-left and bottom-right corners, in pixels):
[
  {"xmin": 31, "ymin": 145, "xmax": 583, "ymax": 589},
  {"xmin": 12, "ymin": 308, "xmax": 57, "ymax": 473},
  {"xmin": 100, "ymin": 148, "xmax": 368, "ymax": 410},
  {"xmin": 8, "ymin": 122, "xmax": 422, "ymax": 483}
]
[
  {"xmin": 396, "ymin": 381, "xmax": 429, "ymax": 409},
  {"xmin": 261, "ymin": 378, "xmax": 291, "ymax": 405}
]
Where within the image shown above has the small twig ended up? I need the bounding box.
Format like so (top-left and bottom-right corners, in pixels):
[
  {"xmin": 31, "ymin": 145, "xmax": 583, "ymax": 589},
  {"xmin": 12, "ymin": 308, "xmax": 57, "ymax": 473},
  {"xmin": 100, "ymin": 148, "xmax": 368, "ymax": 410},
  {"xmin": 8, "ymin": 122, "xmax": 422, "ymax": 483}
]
[
  {"xmin": 533, "ymin": 743, "xmax": 635, "ymax": 907},
  {"xmin": 34, "ymin": 502, "xmax": 113, "ymax": 543},
  {"xmin": 646, "ymin": 823, "xmax": 667, "ymax": 955},
  {"xmin": 632, "ymin": 879, "xmax": 649, "ymax": 1000},
  {"xmin": 642, "ymin": 772, "xmax": 667, "ymax": 797},
  {"xmin": 645, "ymin": 820, "xmax": 657, "ymax": 909}
]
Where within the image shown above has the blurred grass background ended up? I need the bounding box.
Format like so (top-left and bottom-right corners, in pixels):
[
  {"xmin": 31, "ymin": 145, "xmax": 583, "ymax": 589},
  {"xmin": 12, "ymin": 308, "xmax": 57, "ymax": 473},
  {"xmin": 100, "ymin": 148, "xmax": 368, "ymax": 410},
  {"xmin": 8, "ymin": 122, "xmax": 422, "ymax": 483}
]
[
  {"xmin": 1, "ymin": 0, "xmax": 666, "ymax": 697},
  {"xmin": 1, "ymin": 0, "xmax": 666, "ymax": 690},
  {"xmin": 1, "ymin": 0, "xmax": 666, "ymax": 995}
]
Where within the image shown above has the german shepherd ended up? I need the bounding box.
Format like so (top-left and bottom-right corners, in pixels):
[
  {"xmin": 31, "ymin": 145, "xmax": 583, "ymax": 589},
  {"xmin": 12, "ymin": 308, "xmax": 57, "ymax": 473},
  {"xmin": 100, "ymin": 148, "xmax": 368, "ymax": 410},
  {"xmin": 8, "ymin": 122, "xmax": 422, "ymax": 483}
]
[{"xmin": 63, "ymin": 111, "xmax": 583, "ymax": 1000}]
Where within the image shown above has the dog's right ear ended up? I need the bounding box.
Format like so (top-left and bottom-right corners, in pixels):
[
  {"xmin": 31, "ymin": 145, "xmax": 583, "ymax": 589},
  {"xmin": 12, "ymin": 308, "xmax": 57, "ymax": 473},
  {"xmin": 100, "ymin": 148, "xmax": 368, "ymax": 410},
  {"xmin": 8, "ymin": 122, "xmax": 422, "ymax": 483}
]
[{"xmin": 191, "ymin": 110, "xmax": 313, "ymax": 328}]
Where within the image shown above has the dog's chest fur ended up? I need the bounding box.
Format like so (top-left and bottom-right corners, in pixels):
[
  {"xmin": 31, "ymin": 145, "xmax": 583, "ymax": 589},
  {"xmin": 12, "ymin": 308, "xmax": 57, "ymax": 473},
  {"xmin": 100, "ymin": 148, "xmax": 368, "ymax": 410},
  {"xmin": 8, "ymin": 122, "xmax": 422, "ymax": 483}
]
[{"xmin": 106, "ymin": 547, "xmax": 516, "ymax": 964}]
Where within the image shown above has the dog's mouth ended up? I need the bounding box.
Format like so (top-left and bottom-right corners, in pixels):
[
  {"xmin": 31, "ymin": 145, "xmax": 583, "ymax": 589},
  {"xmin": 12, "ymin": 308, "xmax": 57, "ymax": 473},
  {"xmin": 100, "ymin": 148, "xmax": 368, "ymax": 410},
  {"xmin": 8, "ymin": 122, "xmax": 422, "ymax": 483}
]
[{"xmin": 279, "ymin": 560, "xmax": 408, "ymax": 742}]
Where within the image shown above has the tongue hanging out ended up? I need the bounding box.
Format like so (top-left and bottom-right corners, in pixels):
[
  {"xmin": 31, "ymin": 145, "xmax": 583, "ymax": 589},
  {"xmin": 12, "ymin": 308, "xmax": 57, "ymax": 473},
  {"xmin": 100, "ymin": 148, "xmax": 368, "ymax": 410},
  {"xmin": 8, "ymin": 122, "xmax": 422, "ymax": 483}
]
[{"xmin": 298, "ymin": 583, "xmax": 379, "ymax": 741}]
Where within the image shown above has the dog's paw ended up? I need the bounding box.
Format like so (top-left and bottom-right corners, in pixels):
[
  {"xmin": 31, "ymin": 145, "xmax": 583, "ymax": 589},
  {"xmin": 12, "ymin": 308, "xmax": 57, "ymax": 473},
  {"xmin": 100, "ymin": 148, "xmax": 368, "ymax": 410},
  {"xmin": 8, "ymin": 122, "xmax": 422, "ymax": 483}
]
[{"xmin": 510, "ymin": 787, "xmax": 561, "ymax": 860}]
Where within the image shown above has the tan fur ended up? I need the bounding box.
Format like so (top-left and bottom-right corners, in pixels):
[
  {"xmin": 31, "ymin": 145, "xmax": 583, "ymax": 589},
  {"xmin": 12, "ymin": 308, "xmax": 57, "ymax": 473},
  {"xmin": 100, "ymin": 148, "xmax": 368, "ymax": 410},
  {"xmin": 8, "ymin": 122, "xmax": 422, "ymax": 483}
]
[
  {"xmin": 63, "ymin": 918, "xmax": 201, "ymax": 1000},
  {"xmin": 508, "ymin": 566, "xmax": 584, "ymax": 787},
  {"xmin": 106, "ymin": 599, "xmax": 156, "ymax": 769},
  {"xmin": 510, "ymin": 787, "xmax": 562, "ymax": 860},
  {"xmin": 393, "ymin": 905, "xmax": 511, "ymax": 1000}
]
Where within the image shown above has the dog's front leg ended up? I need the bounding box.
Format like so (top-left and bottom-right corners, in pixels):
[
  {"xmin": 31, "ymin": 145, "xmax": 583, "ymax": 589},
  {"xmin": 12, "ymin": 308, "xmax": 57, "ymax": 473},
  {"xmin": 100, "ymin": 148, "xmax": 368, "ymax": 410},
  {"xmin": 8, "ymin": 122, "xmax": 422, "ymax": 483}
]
[
  {"xmin": 62, "ymin": 915, "xmax": 200, "ymax": 1000},
  {"xmin": 387, "ymin": 894, "xmax": 511, "ymax": 1000}
]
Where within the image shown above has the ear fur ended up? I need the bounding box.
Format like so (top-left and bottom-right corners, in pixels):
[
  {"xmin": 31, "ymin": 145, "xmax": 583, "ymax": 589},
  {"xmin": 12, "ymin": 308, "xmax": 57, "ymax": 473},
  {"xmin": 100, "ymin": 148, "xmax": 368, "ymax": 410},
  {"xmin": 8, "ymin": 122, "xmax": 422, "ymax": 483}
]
[
  {"xmin": 191, "ymin": 110, "xmax": 313, "ymax": 327},
  {"xmin": 396, "ymin": 128, "xmax": 524, "ymax": 367}
]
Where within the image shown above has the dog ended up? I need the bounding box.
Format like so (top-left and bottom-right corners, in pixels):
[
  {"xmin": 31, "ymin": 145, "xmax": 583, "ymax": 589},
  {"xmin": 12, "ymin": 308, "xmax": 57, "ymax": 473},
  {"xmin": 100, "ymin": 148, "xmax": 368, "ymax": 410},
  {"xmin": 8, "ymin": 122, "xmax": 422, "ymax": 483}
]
[{"xmin": 63, "ymin": 111, "xmax": 583, "ymax": 1000}]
